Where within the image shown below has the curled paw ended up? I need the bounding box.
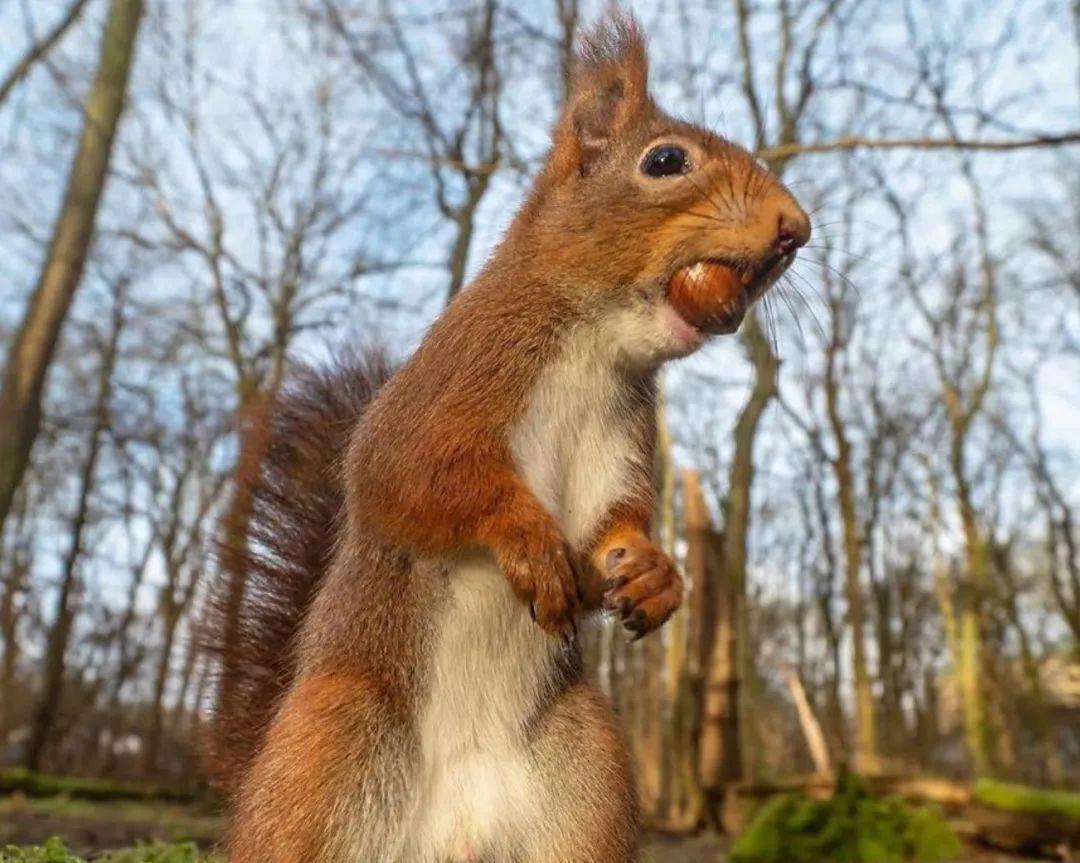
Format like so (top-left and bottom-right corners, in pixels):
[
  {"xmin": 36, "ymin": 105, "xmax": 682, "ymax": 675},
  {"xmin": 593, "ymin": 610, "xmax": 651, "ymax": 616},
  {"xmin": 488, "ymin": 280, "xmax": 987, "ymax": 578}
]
[
  {"xmin": 496, "ymin": 526, "xmax": 579, "ymax": 638},
  {"xmin": 602, "ymin": 535, "xmax": 683, "ymax": 639}
]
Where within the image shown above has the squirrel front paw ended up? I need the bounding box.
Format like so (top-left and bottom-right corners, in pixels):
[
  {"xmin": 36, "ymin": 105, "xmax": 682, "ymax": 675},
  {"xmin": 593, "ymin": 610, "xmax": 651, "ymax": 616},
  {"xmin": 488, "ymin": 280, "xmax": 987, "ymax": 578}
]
[
  {"xmin": 494, "ymin": 522, "xmax": 579, "ymax": 637},
  {"xmin": 602, "ymin": 534, "xmax": 684, "ymax": 639}
]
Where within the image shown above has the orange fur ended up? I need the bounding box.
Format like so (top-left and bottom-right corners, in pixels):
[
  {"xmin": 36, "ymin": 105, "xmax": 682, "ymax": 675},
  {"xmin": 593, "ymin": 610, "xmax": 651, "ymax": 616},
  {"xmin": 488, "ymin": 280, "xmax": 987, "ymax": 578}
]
[{"xmin": 228, "ymin": 673, "xmax": 397, "ymax": 861}]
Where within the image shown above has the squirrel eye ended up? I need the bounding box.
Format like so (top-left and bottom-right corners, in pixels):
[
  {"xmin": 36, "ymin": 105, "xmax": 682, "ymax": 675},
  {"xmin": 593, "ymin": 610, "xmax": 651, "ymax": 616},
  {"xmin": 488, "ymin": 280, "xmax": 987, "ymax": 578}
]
[{"xmin": 641, "ymin": 144, "xmax": 690, "ymax": 178}]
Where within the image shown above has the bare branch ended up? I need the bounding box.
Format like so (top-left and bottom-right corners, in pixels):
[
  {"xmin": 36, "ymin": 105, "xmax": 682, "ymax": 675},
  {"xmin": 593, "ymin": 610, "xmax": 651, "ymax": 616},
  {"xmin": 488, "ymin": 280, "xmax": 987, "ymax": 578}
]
[
  {"xmin": 759, "ymin": 131, "xmax": 1080, "ymax": 160},
  {"xmin": 0, "ymin": 0, "xmax": 92, "ymax": 109}
]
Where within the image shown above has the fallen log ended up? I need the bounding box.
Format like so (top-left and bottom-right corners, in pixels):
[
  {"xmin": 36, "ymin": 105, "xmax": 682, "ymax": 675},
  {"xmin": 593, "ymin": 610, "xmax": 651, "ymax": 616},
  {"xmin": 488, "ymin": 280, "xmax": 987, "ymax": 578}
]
[{"xmin": 969, "ymin": 780, "xmax": 1080, "ymax": 855}]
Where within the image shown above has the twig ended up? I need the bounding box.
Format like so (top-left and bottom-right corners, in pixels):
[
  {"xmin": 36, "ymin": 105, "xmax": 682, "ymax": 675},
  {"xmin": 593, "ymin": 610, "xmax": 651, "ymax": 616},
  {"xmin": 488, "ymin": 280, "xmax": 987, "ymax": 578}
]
[{"xmin": 759, "ymin": 132, "xmax": 1080, "ymax": 160}]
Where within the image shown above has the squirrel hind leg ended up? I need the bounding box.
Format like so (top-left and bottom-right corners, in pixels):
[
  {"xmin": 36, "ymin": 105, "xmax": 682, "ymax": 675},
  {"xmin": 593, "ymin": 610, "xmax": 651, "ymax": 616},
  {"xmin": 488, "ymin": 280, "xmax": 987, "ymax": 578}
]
[
  {"xmin": 228, "ymin": 671, "xmax": 410, "ymax": 862},
  {"xmin": 524, "ymin": 681, "xmax": 640, "ymax": 862}
]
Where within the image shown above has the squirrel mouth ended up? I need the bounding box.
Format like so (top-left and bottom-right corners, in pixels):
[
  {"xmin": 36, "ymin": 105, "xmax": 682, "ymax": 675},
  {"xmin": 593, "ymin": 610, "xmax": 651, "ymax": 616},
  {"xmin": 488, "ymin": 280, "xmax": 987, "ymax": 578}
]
[{"xmin": 666, "ymin": 251, "xmax": 794, "ymax": 334}]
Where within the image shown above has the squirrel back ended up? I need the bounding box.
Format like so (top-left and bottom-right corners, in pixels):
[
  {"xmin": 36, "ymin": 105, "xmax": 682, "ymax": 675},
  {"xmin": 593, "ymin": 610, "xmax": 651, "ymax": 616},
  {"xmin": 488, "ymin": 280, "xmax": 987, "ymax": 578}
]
[{"xmin": 201, "ymin": 351, "xmax": 393, "ymax": 795}]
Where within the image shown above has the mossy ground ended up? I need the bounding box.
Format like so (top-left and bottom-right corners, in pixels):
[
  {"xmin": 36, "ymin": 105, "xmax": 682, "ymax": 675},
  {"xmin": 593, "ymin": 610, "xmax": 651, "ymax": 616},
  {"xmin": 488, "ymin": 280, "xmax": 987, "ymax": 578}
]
[
  {"xmin": 0, "ymin": 786, "xmax": 1060, "ymax": 863},
  {"xmin": 0, "ymin": 838, "xmax": 221, "ymax": 862},
  {"xmin": 0, "ymin": 796, "xmax": 222, "ymax": 856},
  {"xmin": 0, "ymin": 772, "xmax": 198, "ymax": 805},
  {"xmin": 2, "ymin": 836, "xmax": 728, "ymax": 863},
  {"xmin": 973, "ymin": 780, "xmax": 1080, "ymax": 821},
  {"xmin": 730, "ymin": 774, "xmax": 963, "ymax": 863}
]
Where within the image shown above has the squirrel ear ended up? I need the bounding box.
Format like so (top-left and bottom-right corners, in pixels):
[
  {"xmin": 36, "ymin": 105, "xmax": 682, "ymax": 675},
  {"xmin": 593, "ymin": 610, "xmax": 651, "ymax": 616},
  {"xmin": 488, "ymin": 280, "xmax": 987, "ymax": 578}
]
[{"xmin": 552, "ymin": 12, "xmax": 650, "ymax": 178}]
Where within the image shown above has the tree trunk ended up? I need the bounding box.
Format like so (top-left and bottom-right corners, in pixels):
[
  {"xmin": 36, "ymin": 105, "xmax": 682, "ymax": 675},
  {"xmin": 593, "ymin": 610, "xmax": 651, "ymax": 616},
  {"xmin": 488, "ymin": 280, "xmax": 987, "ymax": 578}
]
[
  {"xmin": 951, "ymin": 430, "xmax": 993, "ymax": 777},
  {"xmin": 642, "ymin": 393, "xmax": 676, "ymax": 822},
  {"xmin": 173, "ymin": 630, "xmax": 201, "ymax": 728},
  {"xmin": 638, "ymin": 635, "xmax": 665, "ymax": 818},
  {"xmin": 665, "ymin": 469, "xmax": 709, "ymax": 830},
  {"xmin": 690, "ymin": 468, "xmax": 736, "ymax": 828},
  {"xmin": 698, "ymin": 315, "xmax": 778, "ymax": 820},
  {"xmin": 0, "ymin": 0, "xmax": 143, "ymax": 533},
  {"xmin": 101, "ymin": 537, "xmax": 153, "ymax": 773},
  {"xmin": 24, "ymin": 284, "xmax": 125, "ymax": 769},
  {"xmin": 823, "ymin": 349, "xmax": 878, "ymax": 772},
  {"xmin": 785, "ymin": 668, "xmax": 832, "ymax": 776},
  {"xmin": 445, "ymin": 194, "xmax": 484, "ymax": 303},
  {"xmin": 144, "ymin": 602, "xmax": 180, "ymax": 775},
  {"xmin": 0, "ymin": 490, "xmax": 31, "ymax": 741}
]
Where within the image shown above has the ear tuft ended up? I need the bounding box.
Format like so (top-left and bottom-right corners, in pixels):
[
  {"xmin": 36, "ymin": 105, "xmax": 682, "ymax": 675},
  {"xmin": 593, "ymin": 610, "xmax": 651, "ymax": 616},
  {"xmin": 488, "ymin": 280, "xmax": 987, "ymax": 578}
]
[
  {"xmin": 574, "ymin": 11, "xmax": 648, "ymax": 101},
  {"xmin": 551, "ymin": 10, "xmax": 651, "ymax": 178}
]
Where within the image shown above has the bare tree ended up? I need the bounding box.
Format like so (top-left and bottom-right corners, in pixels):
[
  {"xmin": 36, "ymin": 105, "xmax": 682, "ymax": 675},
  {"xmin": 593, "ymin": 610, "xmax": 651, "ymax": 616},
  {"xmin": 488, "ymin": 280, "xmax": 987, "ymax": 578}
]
[
  {"xmin": 0, "ymin": 0, "xmax": 143, "ymax": 533},
  {"xmin": 697, "ymin": 0, "xmax": 854, "ymax": 803},
  {"xmin": 317, "ymin": 0, "xmax": 508, "ymax": 303},
  {"xmin": 0, "ymin": 486, "xmax": 34, "ymax": 741},
  {"xmin": 0, "ymin": 0, "xmax": 92, "ymax": 109},
  {"xmin": 143, "ymin": 390, "xmax": 226, "ymax": 774},
  {"xmin": 24, "ymin": 278, "xmax": 128, "ymax": 769}
]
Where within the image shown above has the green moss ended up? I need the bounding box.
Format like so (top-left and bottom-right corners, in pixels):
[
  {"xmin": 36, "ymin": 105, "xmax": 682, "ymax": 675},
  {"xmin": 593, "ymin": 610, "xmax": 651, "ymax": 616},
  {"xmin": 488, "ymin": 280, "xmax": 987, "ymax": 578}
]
[
  {"xmin": 730, "ymin": 774, "xmax": 962, "ymax": 863},
  {"xmin": 100, "ymin": 843, "xmax": 204, "ymax": 863},
  {"xmin": 0, "ymin": 837, "xmax": 82, "ymax": 863},
  {"xmin": 0, "ymin": 840, "xmax": 221, "ymax": 863},
  {"xmin": 973, "ymin": 779, "xmax": 1080, "ymax": 821},
  {"xmin": 0, "ymin": 798, "xmax": 222, "ymax": 851},
  {"xmin": 0, "ymin": 770, "xmax": 199, "ymax": 805}
]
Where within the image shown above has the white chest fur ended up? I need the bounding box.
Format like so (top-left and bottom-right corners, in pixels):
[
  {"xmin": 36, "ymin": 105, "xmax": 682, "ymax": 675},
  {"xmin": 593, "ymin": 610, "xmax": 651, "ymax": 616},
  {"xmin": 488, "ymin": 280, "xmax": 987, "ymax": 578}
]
[
  {"xmin": 407, "ymin": 323, "xmax": 648, "ymax": 862},
  {"xmin": 407, "ymin": 555, "xmax": 557, "ymax": 861},
  {"xmin": 509, "ymin": 319, "xmax": 648, "ymax": 548}
]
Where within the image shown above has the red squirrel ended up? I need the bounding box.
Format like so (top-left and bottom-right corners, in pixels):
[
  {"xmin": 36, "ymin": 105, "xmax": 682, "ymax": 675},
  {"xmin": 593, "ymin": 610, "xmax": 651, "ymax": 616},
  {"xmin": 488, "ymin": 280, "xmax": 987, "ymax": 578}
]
[{"xmin": 204, "ymin": 12, "xmax": 809, "ymax": 862}]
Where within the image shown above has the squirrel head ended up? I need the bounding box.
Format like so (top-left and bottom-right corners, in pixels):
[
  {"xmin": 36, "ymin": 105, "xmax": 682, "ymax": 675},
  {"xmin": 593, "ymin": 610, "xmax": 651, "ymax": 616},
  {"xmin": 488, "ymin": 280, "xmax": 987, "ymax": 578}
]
[{"xmin": 515, "ymin": 12, "xmax": 811, "ymax": 365}]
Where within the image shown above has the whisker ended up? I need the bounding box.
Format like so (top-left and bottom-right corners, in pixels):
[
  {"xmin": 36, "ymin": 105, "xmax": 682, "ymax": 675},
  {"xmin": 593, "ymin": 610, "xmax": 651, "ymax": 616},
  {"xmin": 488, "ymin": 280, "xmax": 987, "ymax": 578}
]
[
  {"xmin": 780, "ymin": 274, "xmax": 828, "ymax": 342},
  {"xmin": 773, "ymin": 281, "xmax": 807, "ymax": 346},
  {"xmin": 805, "ymin": 194, "xmax": 849, "ymax": 218},
  {"xmin": 797, "ymin": 257, "xmax": 864, "ymax": 302},
  {"xmin": 803, "ymin": 245, "xmax": 884, "ymax": 268},
  {"xmin": 761, "ymin": 293, "xmax": 781, "ymax": 357},
  {"xmin": 683, "ymin": 172, "xmax": 734, "ymax": 223},
  {"xmin": 645, "ymin": 202, "xmax": 734, "ymax": 226},
  {"xmin": 785, "ymin": 264, "xmax": 831, "ymax": 309},
  {"xmin": 803, "ymin": 219, "xmax": 851, "ymax": 231},
  {"xmin": 718, "ymin": 142, "xmax": 741, "ymax": 216}
]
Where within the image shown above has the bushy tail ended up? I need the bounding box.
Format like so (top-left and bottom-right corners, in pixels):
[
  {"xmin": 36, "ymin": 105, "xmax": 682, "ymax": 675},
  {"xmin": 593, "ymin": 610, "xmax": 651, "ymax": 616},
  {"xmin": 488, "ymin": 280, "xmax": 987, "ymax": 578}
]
[{"xmin": 201, "ymin": 351, "xmax": 393, "ymax": 795}]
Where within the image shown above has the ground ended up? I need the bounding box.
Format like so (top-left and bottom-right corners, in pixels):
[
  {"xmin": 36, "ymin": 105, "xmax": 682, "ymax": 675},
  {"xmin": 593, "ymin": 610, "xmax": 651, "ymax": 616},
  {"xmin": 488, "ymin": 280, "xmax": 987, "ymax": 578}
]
[
  {"xmin": 0, "ymin": 796, "xmax": 1049, "ymax": 862},
  {"xmin": 0, "ymin": 798, "xmax": 729, "ymax": 861}
]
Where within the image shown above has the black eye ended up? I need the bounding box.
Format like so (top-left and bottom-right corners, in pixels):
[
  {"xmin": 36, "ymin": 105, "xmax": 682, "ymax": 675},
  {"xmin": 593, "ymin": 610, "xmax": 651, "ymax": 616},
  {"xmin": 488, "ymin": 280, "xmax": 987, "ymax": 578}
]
[{"xmin": 641, "ymin": 144, "xmax": 690, "ymax": 177}]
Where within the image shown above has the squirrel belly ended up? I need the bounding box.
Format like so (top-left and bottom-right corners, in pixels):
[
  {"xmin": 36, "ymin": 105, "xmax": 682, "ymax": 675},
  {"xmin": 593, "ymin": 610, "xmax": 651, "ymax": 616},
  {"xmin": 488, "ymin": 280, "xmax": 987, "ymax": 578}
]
[
  {"xmin": 410, "ymin": 318, "xmax": 656, "ymax": 859},
  {"xmin": 409, "ymin": 555, "xmax": 566, "ymax": 860}
]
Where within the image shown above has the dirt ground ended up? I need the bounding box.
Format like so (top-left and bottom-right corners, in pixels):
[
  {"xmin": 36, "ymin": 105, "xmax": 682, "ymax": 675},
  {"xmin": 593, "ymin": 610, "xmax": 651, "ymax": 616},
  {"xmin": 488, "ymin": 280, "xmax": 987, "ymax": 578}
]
[
  {"xmin": 0, "ymin": 795, "xmax": 1049, "ymax": 862},
  {"xmin": 0, "ymin": 796, "xmax": 222, "ymax": 856},
  {"xmin": 0, "ymin": 797, "xmax": 730, "ymax": 861}
]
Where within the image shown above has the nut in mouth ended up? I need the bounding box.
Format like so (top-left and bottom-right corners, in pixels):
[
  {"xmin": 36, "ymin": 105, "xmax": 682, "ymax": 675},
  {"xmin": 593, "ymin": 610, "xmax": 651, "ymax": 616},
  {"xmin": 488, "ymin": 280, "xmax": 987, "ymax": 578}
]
[{"xmin": 666, "ymin": 250, "xmax": 795, "ymax": 334}]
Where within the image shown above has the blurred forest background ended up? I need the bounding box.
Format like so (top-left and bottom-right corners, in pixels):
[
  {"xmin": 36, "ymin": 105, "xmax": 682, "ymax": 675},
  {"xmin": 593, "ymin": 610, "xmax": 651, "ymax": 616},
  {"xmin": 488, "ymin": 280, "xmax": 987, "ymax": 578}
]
[{"xmin": 1, "ymin": 0, "xmax": 1079, "ymax": 849}]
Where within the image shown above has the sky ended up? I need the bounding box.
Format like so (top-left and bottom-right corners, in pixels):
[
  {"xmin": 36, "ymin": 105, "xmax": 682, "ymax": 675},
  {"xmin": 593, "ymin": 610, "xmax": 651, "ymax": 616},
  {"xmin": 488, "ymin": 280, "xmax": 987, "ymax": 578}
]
[{"xmin": 1, "ymin": 0, "xmax": 1078, "ymax": 675}]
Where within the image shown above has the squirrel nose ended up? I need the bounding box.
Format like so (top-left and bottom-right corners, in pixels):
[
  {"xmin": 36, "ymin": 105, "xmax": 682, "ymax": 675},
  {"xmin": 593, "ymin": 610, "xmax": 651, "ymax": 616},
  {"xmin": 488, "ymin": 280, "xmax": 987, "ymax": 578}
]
[{"xmin": 776, "ymin": 206, "xmax": 811, "ymax": 255}]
